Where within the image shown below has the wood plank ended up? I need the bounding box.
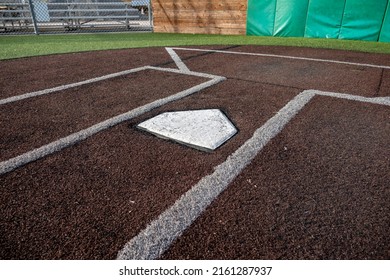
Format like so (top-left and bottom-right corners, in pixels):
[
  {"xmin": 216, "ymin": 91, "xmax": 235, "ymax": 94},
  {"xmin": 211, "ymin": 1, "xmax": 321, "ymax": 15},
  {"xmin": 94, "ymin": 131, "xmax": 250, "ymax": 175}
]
[
  {"xmin": 153, "ymin": 11, "xmax": 246, "ymax": 20},
  {"xmin": 152, "ymin": 15, "xmax": 246, "ymax": 22},
  {"xmin": 152, "ymin": 0, "xmax": 247, "ymax": 35},
  {"xmin": 153, "ymin": 20, "xmax": 245, "ymax": 29},
  {"xmin": 153, "ymin": 21, "xmax": 247, "ymax": 28},
  {"xmin": 154, "ymin": 0, "xmax": 244, "ymax": 4},
  {"xmin": 153, "ymin": 2, "xmax": 247, "ymax": 12},
  {"xmin": 154, "ymin": 25, "xmax": 246, "ymax": 35}
]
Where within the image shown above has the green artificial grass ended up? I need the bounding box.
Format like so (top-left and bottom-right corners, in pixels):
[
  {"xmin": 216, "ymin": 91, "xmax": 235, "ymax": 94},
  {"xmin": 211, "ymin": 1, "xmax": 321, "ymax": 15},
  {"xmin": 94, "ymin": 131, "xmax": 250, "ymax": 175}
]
[{"xmin": 0, "ymin": 32, "xmax": 389, "ymax": 60}]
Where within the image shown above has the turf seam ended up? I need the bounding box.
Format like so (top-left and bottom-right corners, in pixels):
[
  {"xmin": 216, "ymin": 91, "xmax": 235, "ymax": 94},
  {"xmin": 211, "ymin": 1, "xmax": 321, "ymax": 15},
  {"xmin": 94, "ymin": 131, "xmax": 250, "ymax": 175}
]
[
  {"xmin": 226, "ymin": 76, "xmax": 306, "ymax": 91},
  {"xmin": 153, "ymin": 45, "xmax": 241, "ymax": 69},
  {"xmin": 176, "ymin": 45, "xmax": 241, "ymax": 64},
  {"xmin": 375, "ymin": 69, "xmax": 385, "ymax": 96}
]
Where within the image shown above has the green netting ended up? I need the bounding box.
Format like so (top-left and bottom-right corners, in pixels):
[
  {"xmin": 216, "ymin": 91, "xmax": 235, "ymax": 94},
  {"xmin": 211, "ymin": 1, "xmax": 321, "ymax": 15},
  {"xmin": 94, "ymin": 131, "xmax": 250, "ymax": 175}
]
[
  {"xmin": 273, "ymin": 0, "xmax": 309, "ymax": 37},
  {"xmin": 305, "ymin": 0, "xmax": 346, "ymax": 39},
  {"xmin": 339, "ymin": 0, "xmax": 388, "ymax": 41},
  {"xmin": 379, "ymin": 2, "xmax": 390, "ymax": 42},
  {"xmin": 246, "ymin": 0, "xmax": 390, "ymax": 42},
  {"xmin": 246, "ymin": 0, "xmax": 276, "ymax": 36}
]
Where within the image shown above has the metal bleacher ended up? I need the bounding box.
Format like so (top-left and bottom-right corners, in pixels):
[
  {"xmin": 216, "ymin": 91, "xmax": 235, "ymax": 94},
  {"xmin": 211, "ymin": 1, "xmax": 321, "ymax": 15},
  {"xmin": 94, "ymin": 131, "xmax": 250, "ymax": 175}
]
[{"xmin": 0, "ymin": 0, "xmax": 151, "ymax": 33}]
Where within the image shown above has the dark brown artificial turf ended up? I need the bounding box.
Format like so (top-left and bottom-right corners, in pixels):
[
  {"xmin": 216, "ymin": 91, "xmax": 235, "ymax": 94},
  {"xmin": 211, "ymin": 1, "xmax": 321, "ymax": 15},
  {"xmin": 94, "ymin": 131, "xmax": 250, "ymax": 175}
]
[
  {"xmin": 0, "ymin": 79, "xmax": 298, "ymax": 259},
  {"xmin": 0, "ymin": 45, "xmax": 389, "ymax": 260},
  {"xmin": 0, "ymin": 48, "xmax": 173, "ymax": 98},
  {"xmin": 161, "ymin": 96, "xmax": 390, "ymax": 260},
  {"xmin": 0, "ymin": 70, "xmax": 207, "ymax": 161},
  {"xmin": 173, "ymin": 46, "xmax": 389, "ymax": 97}
]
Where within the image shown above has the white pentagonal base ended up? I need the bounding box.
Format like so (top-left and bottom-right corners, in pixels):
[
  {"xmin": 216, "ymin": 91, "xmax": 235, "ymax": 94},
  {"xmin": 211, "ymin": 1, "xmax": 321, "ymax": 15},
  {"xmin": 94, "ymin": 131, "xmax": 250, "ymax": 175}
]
[{"xmin": 137, "ymin": 109, "xmax": 237, "ymax": 151}]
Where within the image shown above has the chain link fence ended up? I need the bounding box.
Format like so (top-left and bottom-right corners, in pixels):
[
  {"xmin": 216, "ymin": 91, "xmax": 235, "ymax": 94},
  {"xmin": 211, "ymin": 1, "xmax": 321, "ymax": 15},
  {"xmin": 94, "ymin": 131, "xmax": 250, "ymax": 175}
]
[{"xmin": 0, "ymin": 0, "xmax": 152, "ymax": 34}]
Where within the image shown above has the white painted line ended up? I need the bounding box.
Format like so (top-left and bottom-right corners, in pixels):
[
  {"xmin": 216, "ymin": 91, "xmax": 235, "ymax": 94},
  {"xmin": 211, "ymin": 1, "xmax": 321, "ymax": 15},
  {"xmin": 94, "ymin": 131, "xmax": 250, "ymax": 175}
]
[
  {"xmin": 172, "ymin": 47, "xmax": 390, "ymax": 70},
  {"xmin": 116, "ymin": 91, "xmax": 316, "ymax": 260},
  {"xmin": 116, "ymin": 88, "xmax": 390, "ymax": 260},
  {"xmin": 146, "ymin": 66, "xmax": 222, "ymax": 80},
  {"xmin": 165, "ymin": 47, "xmax": 191, "ymax": 73},
  {"xmin": 0, "ymin": 67, "xmax": 148, "ymax": 106},
  {"xmin": 0, "ymin": 62, "xmax": 220, "ymax": 107},
  {"xmin": 312, "ymin": 90, "xmax": 390, "ymax": 106},
  {"xmin": 0, "ymin": 45, "xmax": 227, "ymax": 175},
  {"xmin": 0, "ymin": 70, "xmax": 226, "ymax": 175}
]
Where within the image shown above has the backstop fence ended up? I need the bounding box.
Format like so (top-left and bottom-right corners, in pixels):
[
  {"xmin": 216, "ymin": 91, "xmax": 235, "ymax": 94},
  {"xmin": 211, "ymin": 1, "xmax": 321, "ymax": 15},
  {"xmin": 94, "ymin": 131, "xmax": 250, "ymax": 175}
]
[{"xmin": 0, "ymin": 0, "xmax": 152, "ymax": 34}]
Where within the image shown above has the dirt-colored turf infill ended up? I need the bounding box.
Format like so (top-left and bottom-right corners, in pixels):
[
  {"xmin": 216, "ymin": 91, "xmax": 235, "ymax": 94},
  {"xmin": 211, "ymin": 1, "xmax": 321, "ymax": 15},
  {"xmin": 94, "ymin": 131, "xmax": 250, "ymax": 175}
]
[
  {"xmin": 0, "ymin": 48, "xmax": 173, "ymax": 99},
  {"xmin": 161, "ymin": 96, "xmax": 390, "ymax": 260},
  {"xmin": 177, "ymin": 53, "xmax": 381, "ymax": 97},
  {"xmin": 1, "ymin": 45, "xmax": 389, "ymax": 260},
  {"xmin": 172, "ymin": 46, "xmax": 390, "ymax": 97},
  {"xmin": 0, "ymin": 70, "xmax": 207, "ymax": 161},
  {"xmin": 0, "ymin": 80, "xmax": 299, "ymax": 259}
]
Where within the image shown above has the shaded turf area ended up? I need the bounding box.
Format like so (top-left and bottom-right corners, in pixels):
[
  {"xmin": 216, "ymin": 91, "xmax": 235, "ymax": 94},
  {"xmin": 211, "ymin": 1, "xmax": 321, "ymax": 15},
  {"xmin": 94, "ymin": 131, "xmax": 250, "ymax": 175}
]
[{"xmin": 0, "ymin": 45, "xmax": 389, "ymax": 259}]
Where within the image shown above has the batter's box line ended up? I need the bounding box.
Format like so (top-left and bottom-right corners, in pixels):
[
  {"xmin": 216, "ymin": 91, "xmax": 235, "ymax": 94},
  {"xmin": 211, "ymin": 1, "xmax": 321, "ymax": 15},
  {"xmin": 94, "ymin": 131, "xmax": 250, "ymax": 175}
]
[
  {"xmin": 171, "ymin": 47, "xmax": 390, "ymax": 70},
  {"xmin": 0, "ymin": 66, "xmax": 226, "ymax": 175},
  {"xmin": 0, "ymin": 65, "xmax": 220, "ymax": 106},
  {"xmin": 312, "ymin": 90, "xmax": 390, "ymax": 105},
  {"xmin": 116, "ymin": 89, "xmax": 390, "ymax": 260},
  {"xmin": 0, "ymin": 47, "xmax": 212, "ymax": 106}
]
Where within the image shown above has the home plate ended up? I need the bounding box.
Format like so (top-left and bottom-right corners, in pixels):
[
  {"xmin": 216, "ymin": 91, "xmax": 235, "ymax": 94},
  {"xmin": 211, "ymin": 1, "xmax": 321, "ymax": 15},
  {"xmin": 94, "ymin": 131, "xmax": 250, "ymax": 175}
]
[{"xmin": 137, "ymin": 109, "xmax": 237, "ymax": 151}]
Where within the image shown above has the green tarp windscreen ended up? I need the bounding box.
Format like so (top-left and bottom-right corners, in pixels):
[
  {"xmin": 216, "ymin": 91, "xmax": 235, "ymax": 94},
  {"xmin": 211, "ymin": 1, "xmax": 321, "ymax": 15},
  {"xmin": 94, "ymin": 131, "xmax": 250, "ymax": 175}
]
[
  {"xmin": 305, "ymin": 0, "xmax": 346, "ymax": 39},
  {"xmin": 380, "ymin": 2, "xmax": 390, "ymax": 41},
  {"xmin": 274, "ymin": 0, "xmax": 309, "ymax": 37},
  {"xmin": 339, "ymin": 0, "xmax": 388, "ymax": 41},
  {"xmin": 246, "ymin": 0, "xmax": 390, "ymax": 42},
  {"xmin": 246, "ymin": 0, "xmax": 277, "ymax": 36}
]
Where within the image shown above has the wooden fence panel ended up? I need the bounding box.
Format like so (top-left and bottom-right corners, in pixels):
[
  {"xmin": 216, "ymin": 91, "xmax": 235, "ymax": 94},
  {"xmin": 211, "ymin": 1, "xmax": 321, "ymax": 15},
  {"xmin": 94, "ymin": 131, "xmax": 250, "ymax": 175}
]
[{"xmin": 152, "ymin": 0, "xmax": 247, "ymax": 35}]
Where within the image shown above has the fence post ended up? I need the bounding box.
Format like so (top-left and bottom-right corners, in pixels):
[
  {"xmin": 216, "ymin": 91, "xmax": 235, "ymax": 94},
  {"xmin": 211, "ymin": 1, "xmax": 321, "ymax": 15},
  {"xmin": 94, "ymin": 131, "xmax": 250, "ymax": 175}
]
[
  {"xmin": 148, "ymin": 0, "xmax": 152, "ymax": 30},
  {"xmin": 26, "ymin": 0, "xmax": 39, "ymax": 34}
]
